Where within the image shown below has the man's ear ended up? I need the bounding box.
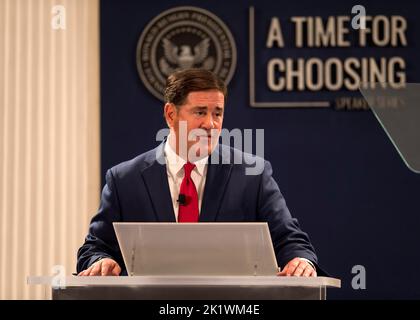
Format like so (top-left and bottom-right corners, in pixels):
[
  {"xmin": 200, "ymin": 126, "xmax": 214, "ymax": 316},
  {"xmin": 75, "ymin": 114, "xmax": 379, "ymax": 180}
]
[{"xmin": 164, "ymin": 103, "xmax": 176, "ymax": 127}]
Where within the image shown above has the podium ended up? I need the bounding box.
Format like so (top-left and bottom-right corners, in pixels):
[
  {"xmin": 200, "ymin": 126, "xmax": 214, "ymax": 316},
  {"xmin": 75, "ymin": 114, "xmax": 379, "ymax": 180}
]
[{"xmin": 27, "ymin": 276, "xmax": 340, "ymax": 300}]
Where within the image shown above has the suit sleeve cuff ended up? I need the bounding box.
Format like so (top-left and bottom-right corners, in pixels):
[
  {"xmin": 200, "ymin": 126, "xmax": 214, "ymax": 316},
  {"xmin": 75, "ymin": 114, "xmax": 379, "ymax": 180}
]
[{"xmin": 298, "ymin": 257, "xmax": 316, "ymax": 270}]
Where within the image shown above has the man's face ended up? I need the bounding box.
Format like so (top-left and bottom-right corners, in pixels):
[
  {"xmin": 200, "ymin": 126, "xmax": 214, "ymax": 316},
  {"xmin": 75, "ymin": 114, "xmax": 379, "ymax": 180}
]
[{"xmin": 165, "ymin": 90, "xmax": 225, "ymax": 159}]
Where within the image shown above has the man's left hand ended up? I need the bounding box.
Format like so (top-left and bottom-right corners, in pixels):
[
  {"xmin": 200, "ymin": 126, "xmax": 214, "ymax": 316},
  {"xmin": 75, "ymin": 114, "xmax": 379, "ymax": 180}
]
[{"xmin": 277, "ymin": 257, "xmax": 317, "ymax": 277}]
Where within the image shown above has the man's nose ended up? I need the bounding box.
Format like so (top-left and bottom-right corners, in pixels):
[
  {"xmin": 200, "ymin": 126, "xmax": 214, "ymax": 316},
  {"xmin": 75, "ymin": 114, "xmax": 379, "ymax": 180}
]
[{"xmin": 201, "ymin": 114, "xmax": 215, "ymax": 130}]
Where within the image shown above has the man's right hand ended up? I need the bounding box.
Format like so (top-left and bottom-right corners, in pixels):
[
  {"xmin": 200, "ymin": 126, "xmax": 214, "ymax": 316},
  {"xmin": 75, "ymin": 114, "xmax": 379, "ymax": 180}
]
[{"xmin": 78, "ymin": 258, "xmax": 121, "ymax": 276}]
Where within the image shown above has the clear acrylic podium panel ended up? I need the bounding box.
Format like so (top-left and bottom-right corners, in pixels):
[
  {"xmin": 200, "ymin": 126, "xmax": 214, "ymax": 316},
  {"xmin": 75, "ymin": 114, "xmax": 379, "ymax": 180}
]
[
  {"xmin": 113, "ymin": 222, "xmax": 279, "ymax": 276},
  {"xmin": 360, "ymin": 83, "xmax": 420, "ymax": 173}
]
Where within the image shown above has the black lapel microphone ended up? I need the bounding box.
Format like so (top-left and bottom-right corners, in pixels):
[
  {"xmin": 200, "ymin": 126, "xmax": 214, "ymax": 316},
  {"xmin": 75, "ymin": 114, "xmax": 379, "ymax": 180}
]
[{"xmin": 177, "ymin": 194, "xmax": 186, "ymax": 206}]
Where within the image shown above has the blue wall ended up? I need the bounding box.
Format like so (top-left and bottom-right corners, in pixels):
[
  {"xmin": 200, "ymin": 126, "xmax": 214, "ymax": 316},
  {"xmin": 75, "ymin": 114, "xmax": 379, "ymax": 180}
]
[{"xmin": 100, "ymin": 0, "xmax": 420, "ymax": 299}]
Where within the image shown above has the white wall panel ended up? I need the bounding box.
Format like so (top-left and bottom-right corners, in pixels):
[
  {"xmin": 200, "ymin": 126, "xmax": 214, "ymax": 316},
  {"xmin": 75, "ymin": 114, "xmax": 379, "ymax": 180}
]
[{"xmin": 0, "ymin": 0, "xmax": 100, "ymax": 299}]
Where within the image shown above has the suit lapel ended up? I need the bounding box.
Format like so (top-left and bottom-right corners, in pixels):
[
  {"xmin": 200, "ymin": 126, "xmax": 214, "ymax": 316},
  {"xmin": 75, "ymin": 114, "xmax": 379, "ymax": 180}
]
[
  {"xmin": 200, "ymin": 146, "xmax": 233, "ymax": 222},
  {"xmin": 141, "ymin": 143, "xmax": 176, "ymax": 222}
]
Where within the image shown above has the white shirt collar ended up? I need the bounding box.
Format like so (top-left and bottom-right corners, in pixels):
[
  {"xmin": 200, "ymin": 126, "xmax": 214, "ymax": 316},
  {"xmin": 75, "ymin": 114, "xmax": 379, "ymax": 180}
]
[{"xmin": 164, "ymin": 134, "xmax": 208, "ymax": 176}]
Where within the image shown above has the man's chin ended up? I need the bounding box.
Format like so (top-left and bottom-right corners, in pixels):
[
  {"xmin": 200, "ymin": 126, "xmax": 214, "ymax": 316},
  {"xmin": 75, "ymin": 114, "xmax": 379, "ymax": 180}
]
[{"xmin": 187, "ymin": 143, "xmax": 215, "ymax": 161}]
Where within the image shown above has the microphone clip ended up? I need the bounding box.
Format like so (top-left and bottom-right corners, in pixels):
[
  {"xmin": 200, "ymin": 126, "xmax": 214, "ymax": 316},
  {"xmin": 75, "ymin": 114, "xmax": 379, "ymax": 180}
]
[{"xmin": 177, "ymin": 194, "xmax": 186, "ymax": 206}]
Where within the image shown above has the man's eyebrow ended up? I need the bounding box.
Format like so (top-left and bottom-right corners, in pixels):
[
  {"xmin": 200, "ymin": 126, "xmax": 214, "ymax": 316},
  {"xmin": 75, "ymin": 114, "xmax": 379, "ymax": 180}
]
[{"xmin": 191, "ymin": 106, "xmax": 224, "ymax": 112}]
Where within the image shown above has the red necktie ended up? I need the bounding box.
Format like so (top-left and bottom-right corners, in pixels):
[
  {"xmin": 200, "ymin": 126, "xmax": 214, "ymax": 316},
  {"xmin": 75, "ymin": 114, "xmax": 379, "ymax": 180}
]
[{"xmin": 178, "ymin": 162, "xmax": 199, "ymax": 222}]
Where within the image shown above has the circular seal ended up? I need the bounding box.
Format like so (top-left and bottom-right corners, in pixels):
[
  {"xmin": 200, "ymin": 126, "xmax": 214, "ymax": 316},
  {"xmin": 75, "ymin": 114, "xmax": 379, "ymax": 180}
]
[{"xmin": 136, "ymin": 6, "xmax": 237, "ymax": 101}]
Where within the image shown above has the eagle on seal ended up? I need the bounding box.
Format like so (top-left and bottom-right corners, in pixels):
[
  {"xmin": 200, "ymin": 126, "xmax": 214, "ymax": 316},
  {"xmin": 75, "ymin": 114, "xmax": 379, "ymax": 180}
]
[{"xmin": 162, "ymin": 38, "xmax": 210, "ymax": 68}]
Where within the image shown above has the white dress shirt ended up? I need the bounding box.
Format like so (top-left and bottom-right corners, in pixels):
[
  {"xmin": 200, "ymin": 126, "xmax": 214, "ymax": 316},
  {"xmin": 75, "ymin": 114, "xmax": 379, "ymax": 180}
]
[{"xmin": 164, "ymin": 136, "xmax": 208, "ymax": 222}]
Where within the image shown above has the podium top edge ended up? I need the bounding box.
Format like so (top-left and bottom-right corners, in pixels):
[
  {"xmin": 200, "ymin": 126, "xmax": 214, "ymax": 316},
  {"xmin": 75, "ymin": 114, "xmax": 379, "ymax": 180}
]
[{"xmin": 27, "ymin": 275, "xmax": 341, "ymax": 288}]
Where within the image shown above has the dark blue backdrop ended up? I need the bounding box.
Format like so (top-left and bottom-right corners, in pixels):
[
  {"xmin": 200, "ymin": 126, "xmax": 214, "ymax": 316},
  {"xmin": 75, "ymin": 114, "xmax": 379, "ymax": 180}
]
[{"xmin": 100, "ymin": 0, "xmax": 420, "ymax": 299}]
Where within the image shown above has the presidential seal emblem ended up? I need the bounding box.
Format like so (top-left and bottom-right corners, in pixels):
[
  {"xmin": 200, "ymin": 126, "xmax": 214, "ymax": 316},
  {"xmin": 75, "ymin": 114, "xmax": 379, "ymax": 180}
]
[{"xmin": 136, "ymin": 6, "xmax": 237, "ymax": 101}]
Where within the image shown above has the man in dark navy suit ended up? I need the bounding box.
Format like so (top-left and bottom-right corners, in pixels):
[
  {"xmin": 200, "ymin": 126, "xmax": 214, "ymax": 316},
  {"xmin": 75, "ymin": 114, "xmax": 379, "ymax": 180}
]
[{"xmin": 77, "ymin": 68, "xmax": 321, "ymax": 277}]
